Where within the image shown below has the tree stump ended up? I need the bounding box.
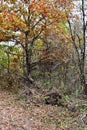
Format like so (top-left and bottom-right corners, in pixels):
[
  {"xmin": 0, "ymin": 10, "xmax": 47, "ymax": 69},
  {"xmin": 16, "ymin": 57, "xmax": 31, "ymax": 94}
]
[{"xmin": 44, "ymin": 92, "xmax": 63, "ymax": 106}]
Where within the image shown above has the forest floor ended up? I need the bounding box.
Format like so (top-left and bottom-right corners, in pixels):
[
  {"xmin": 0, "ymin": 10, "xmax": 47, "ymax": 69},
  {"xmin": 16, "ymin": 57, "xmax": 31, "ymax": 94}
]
[{"xmin": 0, "ymin": 87, "xmax": 87, "ymax": 130}]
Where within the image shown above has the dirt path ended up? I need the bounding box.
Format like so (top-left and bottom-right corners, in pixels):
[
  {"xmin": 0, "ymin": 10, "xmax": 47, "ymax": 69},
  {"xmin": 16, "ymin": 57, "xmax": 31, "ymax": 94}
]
[
  {"xmin": 0, "ymin": 90, "xmax": 33, "ymax": 130},
  {"xmin": 0, "ymin": 89, "xmax": 87, "ymax": 130},
  {"xmin": 0, "ymin": 89, "xmax": 59, "ymax": 130},
  {"xmin": 0, "ymin": 89, "xmax": 64, "ymax": 130}
]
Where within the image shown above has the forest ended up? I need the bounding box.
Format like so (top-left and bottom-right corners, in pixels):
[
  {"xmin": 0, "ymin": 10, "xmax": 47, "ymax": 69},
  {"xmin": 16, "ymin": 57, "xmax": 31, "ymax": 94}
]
[{"xmin": 0, "ymin": 0, "xmax": 87, "ymax": 130}]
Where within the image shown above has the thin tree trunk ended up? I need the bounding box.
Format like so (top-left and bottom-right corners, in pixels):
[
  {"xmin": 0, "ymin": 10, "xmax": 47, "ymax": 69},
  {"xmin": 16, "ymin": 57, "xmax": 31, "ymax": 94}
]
[
  {"xmin": 25, "ymin": 33, "xmax": 31, "ymax": 76},
  {"xmin": 82, "ymin": 0, "xmax": 87, "ymax": 94}
]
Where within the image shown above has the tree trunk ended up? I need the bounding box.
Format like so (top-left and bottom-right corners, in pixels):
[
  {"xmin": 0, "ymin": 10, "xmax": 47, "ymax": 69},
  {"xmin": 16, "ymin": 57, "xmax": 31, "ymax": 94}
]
[
  {"xmin": 24, "ymin": 33, "xmax": 39, "ymax": 88},
  {"xmin": 82, "ymin": 0, "xmax": 87, "ymax": 94},
  {"xmin": 25, "ymin": 32, "xmax": 31, "ymax": 76}
]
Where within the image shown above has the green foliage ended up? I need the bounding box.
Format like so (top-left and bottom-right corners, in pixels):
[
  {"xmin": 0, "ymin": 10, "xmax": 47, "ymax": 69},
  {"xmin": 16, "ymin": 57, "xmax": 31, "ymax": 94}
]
[
  {"xmin": 64, "ymin": 95, "xmax": 70, "ymax": 101},
  {"xmin": 19, "ymin": 97, "xmax": 27, "ymax": 103},
  {"xmin": 0, "ymin": 45, "xmax": 8, "ymax": 73}
]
